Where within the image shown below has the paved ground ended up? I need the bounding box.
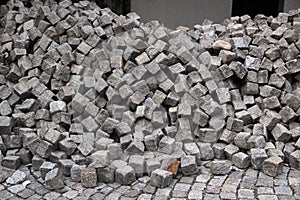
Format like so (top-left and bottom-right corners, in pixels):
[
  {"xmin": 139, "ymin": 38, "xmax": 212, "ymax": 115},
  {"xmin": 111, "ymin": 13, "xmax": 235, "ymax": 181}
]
[{"xmin": 0, "ymin": 162, "xmax": 299, "ymax": 200}]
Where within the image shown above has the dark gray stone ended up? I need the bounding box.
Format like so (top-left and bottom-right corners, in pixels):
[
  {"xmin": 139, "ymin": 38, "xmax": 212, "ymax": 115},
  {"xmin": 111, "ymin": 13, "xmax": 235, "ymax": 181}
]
[
  {"xmin": 150, "ymin": 169, "xmax": 173, "ymax": 188},
  {"xmin": 263, "ymin": 156, "xmax": 283, "ymax": 177},
  {"xmin": 181, "ymin": 155, "xmax": 198, "ymax": 175},
  {"xmin": 45, "ymin": 168, "xmax": 64, "ymax": 190},
  {"xmin": 210, "ymin": 160, "xmax": 232, "ymax": 175},
  {"xmin": 115, "ymin": 165, "xmax": 136, "ymax": 185},
  {"xmin": 81, "ymin": 168, "xmax": 97, "ymax": 188}
]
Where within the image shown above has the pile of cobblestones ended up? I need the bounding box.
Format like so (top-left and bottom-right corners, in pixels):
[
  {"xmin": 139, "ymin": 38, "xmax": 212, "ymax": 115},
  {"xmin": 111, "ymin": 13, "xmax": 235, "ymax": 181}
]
[{"xmin": 0, "ymin": 0, "xmax": 299, "ymax": 191}]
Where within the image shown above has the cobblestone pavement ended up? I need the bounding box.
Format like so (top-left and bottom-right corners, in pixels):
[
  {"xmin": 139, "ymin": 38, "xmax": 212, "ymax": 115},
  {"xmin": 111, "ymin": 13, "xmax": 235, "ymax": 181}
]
[{"xmin": 0, "ymin": 163, "xmax": 299, "ymax": 200}]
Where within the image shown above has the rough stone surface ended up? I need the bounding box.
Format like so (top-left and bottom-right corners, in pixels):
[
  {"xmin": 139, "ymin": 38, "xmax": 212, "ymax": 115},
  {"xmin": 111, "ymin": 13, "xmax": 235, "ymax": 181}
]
[
  {"xmin": 0, "ymin": 0, "xmax": 300, "ymax": 195},
  {"xmin": 150, "ymin": 169, "xmax": 173, "ymax": 188}
]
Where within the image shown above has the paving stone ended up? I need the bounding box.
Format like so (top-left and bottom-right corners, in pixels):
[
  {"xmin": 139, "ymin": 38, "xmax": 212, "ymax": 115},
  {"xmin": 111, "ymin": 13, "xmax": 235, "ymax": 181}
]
[
  {"xmin": 0, "ymin": 190, "xmax": 14, "ymax": 200},
  {"xmin": 126, "ymin": 139, "xmax": 145, "ymax": 154},
  {"xmin": 271, "ymin": 124, "xmax": 291, "ymax": 142},
  {"xmin": 150, "ymin": 169, "xmax": 173, "ymax": 188},
  {"xmin": 232, "ymin": 152, "xmax": 250, "ymax": 169},
  {"xmin": 238, "ymin": 189, "xmax": 255, "ymax": 199},
  {"xmin": 18, "ymin": 188, "xmax": 36, "ymax": 199},
  {"xmin": 219, "ymin": 50, "xmax": 236, "ymax": 63},
  {"xmin": 226, "ymin": 117, "xmax": 243, "ymax": 132},
  {"xmin": 45, "ymin": 168, "xmax": 64, "ymax": 190},
  {"xmin": 2, "ymin": 155, "xmax": 21, "ymax": 169},
  {"xmin": 198, "ymin": 143, "xmax": 214, "ymax": 161},
  {"xmin": 40, "ymin": 161, "xmax": 57, "ymax": 179},
  {"xmin": 274, "ymin": 186, "xmax": 293, "ymax": 196},
  {"xmin": 258, "ymin": 195, "xmax": 279, "ymax": 200},
  {"xmin": 81, "ymin": 168, "xmax": 97, "ymax": 188},
  {"xmin": 181, "ymin": 156, "xmax": 198, "ymax": 175},
  {"xmin": 250, "ymin": 148, "xmax": 268, "ymax": 170},
  {"xmin": 212, "ymin": 40, "xmax": 232, "ymax": 51},
  {"xmin": 129, "ymin": 155, "xmax": 145, "ymax": 177},
  {"xmin": 263, "ymin": 156, "xmax": 284, "ymax": 177},
  {"xmin": 210, "ymin": 160, "xmax": 232, "ymax": 175},
  {"xmin": 0, "ymin": 116, "xmax": 12, "ymax": 134},
  {"xmin": 172, "ymin": 182, "xmax": 191, "ymax": 198},
  {"xmin": 115, "ymin": 165, "xmax": 136, "ymax": 185},
  {"xmin": 6, "ymin": 170, "xmax": 26, "ymax": 185},
  {"xmin": 158, "ymin": 136, "xmax": 175, "ymax": 154},
  {"xmin": 289, "ymin": 150, "xmax": 300, "ymax": 169}
]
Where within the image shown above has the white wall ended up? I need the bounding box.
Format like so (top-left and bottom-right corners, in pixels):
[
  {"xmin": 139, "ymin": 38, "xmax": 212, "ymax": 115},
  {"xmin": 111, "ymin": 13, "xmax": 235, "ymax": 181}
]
[
  {"xmin": 131, "ymin": 0, "xmax": 300, "ymax": 29},
  {"xmin": 284, "ymin": 0, "xmax": 300, "ymax": 12},
  {"xmin": 131, "ymin": 0, "xmax": 233, "ymax": 29}
]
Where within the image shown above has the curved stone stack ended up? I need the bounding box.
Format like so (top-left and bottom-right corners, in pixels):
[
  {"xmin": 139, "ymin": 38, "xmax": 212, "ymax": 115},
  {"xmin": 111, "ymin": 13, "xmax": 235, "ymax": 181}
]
[{"xmin": 0, "ymin": 0, "xmax": 299, "ymax": 189}]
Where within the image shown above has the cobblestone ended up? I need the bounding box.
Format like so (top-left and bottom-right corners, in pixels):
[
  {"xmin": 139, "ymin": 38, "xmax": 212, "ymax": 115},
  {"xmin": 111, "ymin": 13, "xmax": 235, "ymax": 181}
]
[
  {"xmin": 0, "ymin": 163, "xmax": 296, "ymax": 199},
  {"xmin": 1, "ymin": 1, "xmax": 300, "ymax": 200}
]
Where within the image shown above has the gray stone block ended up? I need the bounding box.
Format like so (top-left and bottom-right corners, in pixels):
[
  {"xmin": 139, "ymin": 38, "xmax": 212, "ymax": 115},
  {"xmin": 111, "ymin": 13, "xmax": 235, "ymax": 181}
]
[
  {"xmin": 216, "ymin": 87, "xmax": 231, "ymax": 104},
  {"xmin": 95, "ymin": 137, "xmax": 114, "ymax": 150},
  {"xmin": 289, "ymin": 150, "xmax": 300, "ymax": 169},
  {"xmin": 126, "ymin": 139, "xmax": 145, "ymax": 154},
  {"xmin": 198, "ymin": 143, "xmax": 214, "ymax": 161},
  {"xmin": 263, "ymin": 156, "xmax": 283, "ymax": 177},
  {"xmin": 36, "ymin": 139, "xmax": 55, "ymax": 159},
  {"xmin": 135, "ymin": 52, "xmax": 150, "ymax": 65},
  {"xmin": 152, "ymin": 90, "xmax": 166, "ymax": 105},
  {"xmin": 81, "ymin": 168, "xmax": 97, "ymax": 188},
  {"xmin": 115, "ymin": 165, "xmax": 136, "ymax": 185},
  {"xmin": 262, "ymin": 96, "xmax": 280, "ymax": 109},
  {"xmin": 72, "ymin": 93, "xmax": 89, "ymax": 114},
  {"xmin": 0, "ymin": 116, "xmax": 12, "ymax": 134},
  {"xmin": 40, "ymin": 161, "xmax": 57, "ymax": 179},
  {"xmin": 219, "ymin": 50, "xmax": 236, "ymax": 63},
  {"xmin": 0, "ymin": 100, "xmax": 12, "ymax": 116},
  {"xmin": 45, "ymin": 168, "xmax": 64, "ymax": 190},
  {"xmin": 224, "ymin": 144, "xmax": 240, "ymax": 160},
  {"xmin": 49, "ymin": 151, "xmax": 67, "ymax": 163},
  {"xmin": 189, "ymin": 83, "xmax": 208, "ymax": 99},
  {"xmin": 226, "ymin": 117, "xmax": 243, "ymax": 132},
  {"xmin": 70, "ymin": 164, "xmax": 85, "ymax": 183},
  {"xmin": 82, "ymin": 116, "xmax": 98, "ymax": 132},
  {"xmin": 44, "ymin": 129, "xmax": 64, "ymax": 145},
  {"xmin": 129, "ymin": 91, "xmax": 145, "ymax": 110},
  {"xmin": 268, "ymin": 74, "xmax": 286, "ymax": 89},
  {"xmin": 280, "ymin": 106, "xmax": 297, "ymax": 123},
  {"xmin": 150, "ymin": 169, "xmax": 173, "ymax": 188},
  {"xmin": 1, "ymin": 155, "xmax": 21, "ymax": 169},
  {"xmin": 58, "ymin": 159, "xmax": 75, "ymax": 177},
  {"xmin": 259, "ymin": 110, "xmax": 281, "ymax": 130},
  {"xmin": 232, "ymin": 152, "xmax": 250, "ymax": 169},
  {"xmin": 181, "ymin": 155, "xmax": 198, "ymax": 175},
  {"xmin": 210, "ymin": 160, "xmax": 232, "ymax": 175},
  {"xmin": 219, "ymin": 129, "xmax": 237, "ymax": 144},
  {"xmin": 97, "ymin": 166, "xmax": 115, "ymax": 183},
  {"xmin": 145, "ymin": 158, "xmax": 161, "ymax": 176},
  {"xmin": 234, "ymin": 132, "xmax": 251, "ymax": 150},
  {"xmin": 247, "ymin": 105, "xmax": 262, "ymax": 121},
  {"xmin": 101, "ymin": 117, "xmax": 119, "ymax": 134},
  {"xmin": 145, "ymin": 134, "xmax": 158, "ymax": 151},
  {"xmin": 242, "ymin": 82, "xmax": 259, "ymax": 95},
  {"xmin": 0, "ymin": 85, "xmax": 12, "ymax": 101},
  {"xmin": 129, "ymin": 155, "xmax": 145, "ymax": 177},
  {"xmin": 176, "ymin": 46, "xmax": 192, "ymax": 64},
  {"xmin": 271, "ymin": 124, "xmax": 291, "ymax": 142},
  {"xmin": 213, "ymin": 143, "xmax": 227, "ymax": 159},
  {"xmin": 13, "ymin": 81, "xmax": 31, "ymax": 99},
  {"xmin": 250, "ymin": 148, "xmax": 268, "ymax": 170},
  {"xmin": 217, "ymin": 64, "xmax": 234, "ymax": 80},
  {"xmin": 158, "ymin": 136, "xmax": 175, "ymax": 154}
]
